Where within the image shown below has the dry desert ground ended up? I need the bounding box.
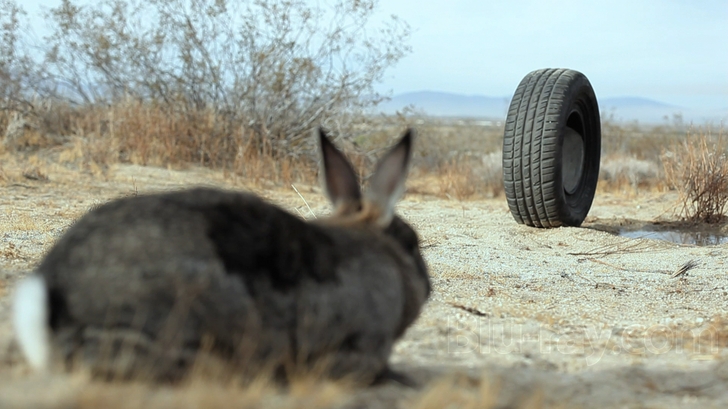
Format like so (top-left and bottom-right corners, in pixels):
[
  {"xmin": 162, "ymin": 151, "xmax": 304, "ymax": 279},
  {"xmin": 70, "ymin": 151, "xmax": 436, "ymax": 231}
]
[{"xmin": 1, "ymin": 159, "xmax": 728, "ymax": 408}]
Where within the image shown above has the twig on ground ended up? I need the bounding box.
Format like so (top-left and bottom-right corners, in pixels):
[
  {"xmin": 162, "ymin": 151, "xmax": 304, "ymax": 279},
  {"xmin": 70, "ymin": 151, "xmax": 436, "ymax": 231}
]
[
  {"xmin": 583, "ymin": 257, "xmax": 702, "ymax": 277},
  {"xmin": 448, "ymin": 302, "xmax": 489, "ymax": 317},
  {"xmin": 292, "ymin": 184, "xmax": 316, "ymax": 219},
  {"xmin": 671, "ymin": 259, "xmax": 700, "ymax": 278},
  {"xmin": 586, "ymin": 258, "xmax": 629, "ymax": 271},
  {"xmin": 568, "ymin": 239, "xmax": 657, "ymax": 257}
]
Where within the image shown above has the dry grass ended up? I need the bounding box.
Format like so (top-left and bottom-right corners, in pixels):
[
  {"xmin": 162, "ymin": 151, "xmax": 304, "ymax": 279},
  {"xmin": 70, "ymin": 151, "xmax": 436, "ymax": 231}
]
[
  {"xmin": 0, "ymin": 372, "xmax": 355, "ymax": 409},
  {"xmin": 0, "ymin": 369, "xmax": 557, "ymax": 409},
  {"xmin": 600, "ymin": 115, "xmax": 687, "ymax": 164},
  {"xmin": 2, "ymin": 101, "xmax": 319, "ymax": 187},
  {"xmin": 396, "ymin": 118, "xmax": 504, "ymax": 199},
  {"xmin": 2, "ymin": 331, "xmax": 546, "ymax": 409},
  {"xmin": 407, "ymin": 374, "xmax": 500, "ymax": 409},
  {"xmin": 3, "ymin": 107, "xmax": 510, "ymax": 199},
  {"xmin": 662, "ymin": 128, "xmax": 728, "ymax": 223},
  {"xmin": 1, "ymin": 101, "xmax": 723, "ymax": 203},
  {"xmin": 406, "ymin": 372, "xmax": 550, "ymax": 409},
  {"xmin": 0, "ymin": 242, "xmax": 22, "ymax": 260},
  {"xmin": 76, "ymin": 378, "xmax": 352, "ymax": 409},
  {"xmin": 598, "ymin": 154, "xmax": 662, "ymax": 192}
]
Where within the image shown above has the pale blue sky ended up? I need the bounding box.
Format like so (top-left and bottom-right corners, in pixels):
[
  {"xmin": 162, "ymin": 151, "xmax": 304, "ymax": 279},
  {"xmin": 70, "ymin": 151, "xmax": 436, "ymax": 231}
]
[
  {"xmin": 374, "ymin": 0, "xmax": 727, "ymax": 113},
  {"xmin": 19, "ymin": 0, "xmax": 728, "ymax": 113}
]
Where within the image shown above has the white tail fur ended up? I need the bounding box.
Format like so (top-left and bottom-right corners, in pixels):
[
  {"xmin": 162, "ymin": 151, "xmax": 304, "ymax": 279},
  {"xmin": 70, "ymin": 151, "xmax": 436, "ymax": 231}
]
[{"xmin": 13, "ymin": 275, "xmax": 50, "ymax": 371}]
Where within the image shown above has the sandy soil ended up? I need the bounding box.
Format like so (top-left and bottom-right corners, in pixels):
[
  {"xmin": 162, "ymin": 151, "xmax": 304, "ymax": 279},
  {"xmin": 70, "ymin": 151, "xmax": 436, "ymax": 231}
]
[{"xmin": 1, "ymin": 162, "xmax": 728, "ymax": 408}]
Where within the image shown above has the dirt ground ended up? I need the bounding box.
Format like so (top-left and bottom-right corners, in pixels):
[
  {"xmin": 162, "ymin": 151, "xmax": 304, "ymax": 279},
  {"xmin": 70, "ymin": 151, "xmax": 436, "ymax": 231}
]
[{"xmin": 1, "ymin": 160, "xmax": 728, "ymax": 408}]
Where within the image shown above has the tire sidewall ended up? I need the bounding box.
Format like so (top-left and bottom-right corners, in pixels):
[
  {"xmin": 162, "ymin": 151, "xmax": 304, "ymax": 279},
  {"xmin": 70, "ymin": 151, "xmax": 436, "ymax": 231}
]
[{"xmin": 553, "ymin": 75, "xmax": 601, "ymax": 226}]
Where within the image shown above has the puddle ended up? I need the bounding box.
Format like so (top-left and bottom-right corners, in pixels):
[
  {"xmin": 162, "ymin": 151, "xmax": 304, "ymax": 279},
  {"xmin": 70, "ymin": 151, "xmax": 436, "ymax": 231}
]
[{"xmin": 618, "ymin": 228, "xmax": 728, "ymax": 246}]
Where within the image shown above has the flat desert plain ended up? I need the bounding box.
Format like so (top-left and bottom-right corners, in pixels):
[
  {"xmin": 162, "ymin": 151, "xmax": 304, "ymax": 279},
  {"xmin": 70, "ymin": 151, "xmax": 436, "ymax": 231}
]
[{"xmin": 1, "ymin": 161, "xmax": 727, "ymax": 408}]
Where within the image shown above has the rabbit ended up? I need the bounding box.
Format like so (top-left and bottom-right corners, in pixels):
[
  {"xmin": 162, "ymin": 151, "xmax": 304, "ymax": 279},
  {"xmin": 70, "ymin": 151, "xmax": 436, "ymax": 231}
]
[{"xmin": 12, "ymin": 128, "xmax": 431, "ymax": 384}]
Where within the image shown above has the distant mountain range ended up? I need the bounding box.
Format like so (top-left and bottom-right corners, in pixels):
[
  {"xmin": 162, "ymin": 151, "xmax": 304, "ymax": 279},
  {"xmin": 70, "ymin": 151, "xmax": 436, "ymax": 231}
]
[{"xmin": 379, "ymin": 91, "xmax": 727, "ymax": 124}]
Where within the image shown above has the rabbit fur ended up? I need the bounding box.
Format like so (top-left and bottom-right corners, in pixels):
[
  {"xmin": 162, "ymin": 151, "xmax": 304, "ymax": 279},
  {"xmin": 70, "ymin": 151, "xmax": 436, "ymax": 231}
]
[{"xmin": 12, "ymin": 128, "xmax": 430, "ymax": 384}]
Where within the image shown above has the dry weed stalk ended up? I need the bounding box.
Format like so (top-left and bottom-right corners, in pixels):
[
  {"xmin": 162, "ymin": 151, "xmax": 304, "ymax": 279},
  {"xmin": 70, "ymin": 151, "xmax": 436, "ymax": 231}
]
[
  {"xmin": 662, "ymin": 128, "xmax": 728, "ymax": 223},
  {"xmin": 670, "ymin": 259, "xmax": 700, "ymax": 278}
]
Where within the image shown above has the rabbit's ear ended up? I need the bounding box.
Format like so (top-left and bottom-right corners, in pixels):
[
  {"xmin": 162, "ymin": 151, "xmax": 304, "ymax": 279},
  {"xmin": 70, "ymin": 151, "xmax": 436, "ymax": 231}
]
[
  {"xmin": 367, "ymin": 129, "xmax": 413, "ymax": 226},
  {"xmin": 319, "ymin": 128, "xmax": 362, "ymax": 213}
]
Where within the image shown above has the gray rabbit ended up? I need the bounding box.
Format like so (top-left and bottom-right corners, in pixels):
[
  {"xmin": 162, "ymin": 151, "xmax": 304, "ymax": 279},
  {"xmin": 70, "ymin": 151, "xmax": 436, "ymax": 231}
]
[{"xmin": 12, "ymin": 128, "xmax": 430, "ymax": 384}]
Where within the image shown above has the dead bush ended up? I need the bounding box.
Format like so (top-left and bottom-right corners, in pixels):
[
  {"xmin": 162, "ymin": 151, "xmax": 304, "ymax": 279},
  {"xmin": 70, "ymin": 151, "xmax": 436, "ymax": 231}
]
[
  {"xmin": 662, "ymin": 129, "xmax": 728, "ymax": 223},
  {"xmin": 37, "ymin": 0, "xmax": 411, "ymax": 157}
]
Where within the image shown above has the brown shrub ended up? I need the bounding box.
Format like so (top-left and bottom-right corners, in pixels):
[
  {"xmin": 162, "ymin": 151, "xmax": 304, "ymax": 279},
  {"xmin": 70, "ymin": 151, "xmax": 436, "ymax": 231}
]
[{"xmin": 662, "ymin": 128, "xmax": 728, "ymax": 223}]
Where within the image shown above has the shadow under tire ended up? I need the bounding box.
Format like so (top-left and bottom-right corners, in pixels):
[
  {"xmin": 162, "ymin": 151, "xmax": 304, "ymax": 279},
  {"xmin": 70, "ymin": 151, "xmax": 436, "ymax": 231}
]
[{"xmin": 502, "ymin": 68, "xmax": 601, "ymax": 228}]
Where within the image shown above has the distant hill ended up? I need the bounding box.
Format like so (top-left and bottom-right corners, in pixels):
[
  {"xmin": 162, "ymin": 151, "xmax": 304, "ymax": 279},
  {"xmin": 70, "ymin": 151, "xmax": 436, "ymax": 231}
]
[
  {"xmin": 380, "ymin": 91, "xmax": 727, "ymax": 124},
  {"xmin": 599, "ymin": 97, "xmax": 682, "ymax": 123}
]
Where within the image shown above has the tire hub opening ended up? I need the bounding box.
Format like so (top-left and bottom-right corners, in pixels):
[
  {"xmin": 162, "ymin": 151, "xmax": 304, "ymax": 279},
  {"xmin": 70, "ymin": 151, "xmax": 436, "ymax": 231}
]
[{"xmin": 562, "ymin": 126, "xmax": 584, "ymax": 194}]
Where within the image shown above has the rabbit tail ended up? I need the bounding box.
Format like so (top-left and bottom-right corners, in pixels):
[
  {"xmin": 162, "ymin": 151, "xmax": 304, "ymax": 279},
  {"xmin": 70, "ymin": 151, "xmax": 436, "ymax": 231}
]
[{"xmin": 13, "ymin": 274, "xmax": 51, "ymax": 371}]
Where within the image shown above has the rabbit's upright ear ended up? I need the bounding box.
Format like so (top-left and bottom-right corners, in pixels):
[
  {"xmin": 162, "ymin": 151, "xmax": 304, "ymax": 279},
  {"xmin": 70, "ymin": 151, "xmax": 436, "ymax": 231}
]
[
  {"xmin": 319, "ymin": 128, "xmax": 362, "ymax": 215},
  {"xmin": 367, "ymin": 129, "xmax": 413, "ymax": 227}
]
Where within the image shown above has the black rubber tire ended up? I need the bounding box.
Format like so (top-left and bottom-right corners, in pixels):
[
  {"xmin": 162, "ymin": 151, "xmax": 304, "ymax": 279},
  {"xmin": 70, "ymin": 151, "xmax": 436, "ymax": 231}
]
[{"xmin": 502, "ymin": 68, "xmax": 601, "ymax": 228}]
